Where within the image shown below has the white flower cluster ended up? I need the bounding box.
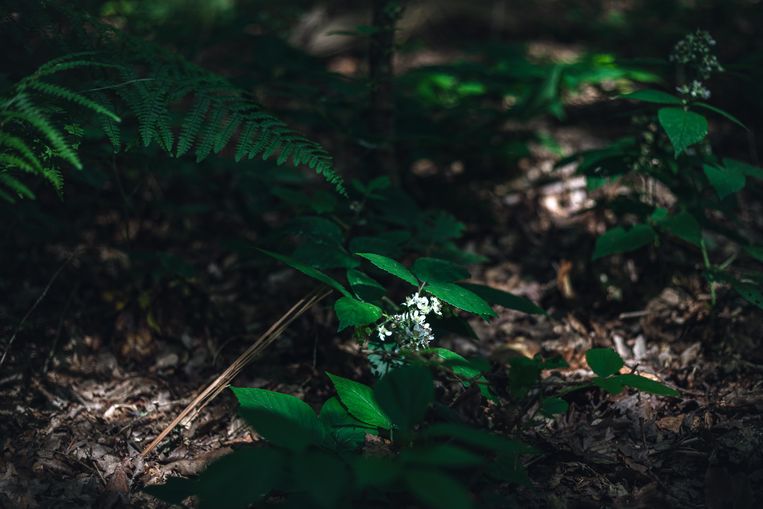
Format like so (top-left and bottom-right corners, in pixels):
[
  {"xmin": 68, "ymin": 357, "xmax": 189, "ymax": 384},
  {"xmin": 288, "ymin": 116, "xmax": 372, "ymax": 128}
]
[{"xmin": 376, "ymin": 292, "xmax": 443, "ymax": 351}]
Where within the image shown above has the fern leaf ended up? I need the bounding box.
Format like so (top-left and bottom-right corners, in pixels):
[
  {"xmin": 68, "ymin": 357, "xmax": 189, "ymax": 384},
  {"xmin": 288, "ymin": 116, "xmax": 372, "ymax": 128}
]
[
  {"xmin": 0, "ymin": 172, "xmax": 35, "ymax": 199},
  {"xmin": 0, "ymin": 132, "xmax": 44, "ymax": 172},
  {"xmin": 176, "ymin": 96, "xmax": 210, "ymax": 157},
  {"xmin": 25, "ymin": 81, "xmax": 121, "ymax": 122}
]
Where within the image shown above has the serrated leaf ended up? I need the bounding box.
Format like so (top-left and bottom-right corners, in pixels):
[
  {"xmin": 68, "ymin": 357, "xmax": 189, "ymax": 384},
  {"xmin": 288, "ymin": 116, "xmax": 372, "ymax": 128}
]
[
  {"xmin": 585, "ymin": 348, "xmax": 624, "ymax": 377},
  {"xmin": 259, "ymin": 249, "xmax": 350, "ymax": 297},
  {"xmin": 655, "ymin": 210, "xmax": 702, "ymax": 246},
  {"xmin": 657, "ymin": 107, "xmax": 708, "ymax": 156},
  {"xmin": 374, "ymin": 365, "xmax": 433, "ymax": 433},
  {"xmin": 424, "ymin": 282, "xmax": 495, "ymax": 317},
  {"xmin": 693, "ymin": 102, "xmax": 747, "ymax": 130},
  {"xmin": 355, "ymin": 252, "xmax": 418, "ymax": 286},
  {"xmin": 230, "ymin": 387, "xmax": 325, "ymax": 451},
  {"xmin": 412, "ymin": 257, "xmax": 469, "ymax": 283},
  {"xmin": 326, "ymin": 372, "xmax": 391, "ymax": 429},
  {"xmin": 334, "ymin": 296, "xmax": 382, "ymax": 331},
  {"xmin": 703, "ymin": 164, "xmax": 745, "ymax": 199},
  {"xmin": 347, "ymin": 269, "xmax": 386, "ymax": 301},
  {"xmin": 592, "ymin": 224, "xmax": 655, "ymax": 260},
  {"xmin": 459, "ymin": 283, "xmax": 545, "ymax": 315}
]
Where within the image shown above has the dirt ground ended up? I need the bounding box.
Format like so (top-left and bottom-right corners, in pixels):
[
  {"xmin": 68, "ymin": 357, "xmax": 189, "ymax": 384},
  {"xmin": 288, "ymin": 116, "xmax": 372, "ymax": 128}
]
[{"xmin": 1, "ymin": 131, "xmax": 763, "ymax": 509}]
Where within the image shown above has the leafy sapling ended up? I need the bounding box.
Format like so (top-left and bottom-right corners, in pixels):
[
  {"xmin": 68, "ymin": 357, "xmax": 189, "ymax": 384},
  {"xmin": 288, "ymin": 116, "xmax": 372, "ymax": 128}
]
[{"xmin": 566, "ymin": 30, "xmax": 763, "ymax": 309}]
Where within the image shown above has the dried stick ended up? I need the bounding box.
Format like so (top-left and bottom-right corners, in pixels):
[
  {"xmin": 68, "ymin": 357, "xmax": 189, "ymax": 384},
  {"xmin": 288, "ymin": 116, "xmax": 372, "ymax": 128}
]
[{"xmin": 140, "ymin": 288, "xmax": 330, "ymax": 457}]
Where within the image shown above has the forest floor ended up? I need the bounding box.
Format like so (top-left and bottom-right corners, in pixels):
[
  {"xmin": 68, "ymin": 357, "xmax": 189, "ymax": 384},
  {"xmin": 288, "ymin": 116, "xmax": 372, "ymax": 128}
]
[{"xmin": 2, "ymin": 127, "xmax": 763, "ymax": 509}]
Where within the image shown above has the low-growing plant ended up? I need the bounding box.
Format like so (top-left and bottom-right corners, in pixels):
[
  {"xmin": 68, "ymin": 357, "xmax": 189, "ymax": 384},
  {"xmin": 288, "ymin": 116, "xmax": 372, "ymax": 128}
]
[
  {"xmin": 146, "ymin": 341, "xmax": 676, "ymax": 509},
  {"xmin": 563, "ymin": 30, "xmax": 763, "ymax": 308}
]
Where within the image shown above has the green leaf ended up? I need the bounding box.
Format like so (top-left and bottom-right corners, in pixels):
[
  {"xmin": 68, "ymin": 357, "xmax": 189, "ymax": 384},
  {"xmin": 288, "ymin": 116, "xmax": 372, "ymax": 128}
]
[
  {"xmin": 353, "ymin": 456, "xmax": 400, "ymax": 490},
  {"xmin": 693, "ymin": 102, "xmax": 747, "ymax": 130},
  {"xmin": 459, "ymin": 283, "xmax": 545, "ymax": 315},
  {"xmin": 429, "ymin": 347, "xmax": 491, "ymax": 398},
  {"xmin": 585, "ymin": 348, "xmax": 624, "ymax": 377},
  {"xmin": 540, "ymin": 397, "xmax": 569, "ymax": 415},
  {"xmin": 623, "ymin": 89, "xmax": 683, "ymax": 104},
  {"xmin": 231, "ymin": 387, "xmax": 325, "ymax": 451},
  {"xmin": 655, "ymin": 210, "xmax": 702, "ymax": 246},
  {"xmin": 319, "ymin": 396, "xmax": 376, "ymax": 450},
  {"xmin": 347, "ymin": 269, "xmax": 386, "ymax": 301},
  {"xmin": 326, "ymin": 372, "xmax": 391, "ymax": 429},
  {"xmin": 355, "ymin": 252, "xmax": 418, "ymax": 286},
  {"xmin": 617, "ymin": 374, "xmax": 679, "ymax": 397},
  {"xmin": 744, "ymin": 245, "xmax": 763, "ymax": 263},
  {"xmin": 412, "ymin": 257, "xmax": 469, "ymax": 283},
  {"xmin": 334, "ymin": 296, "xmax": 382, "ymax": 331},
  {"xmin": 592, "ymin": 376, "xmax": 625, "ymax": 394},
  {"xmin": 657, "ymin": 107, "xmax": 708, "ymax": 156},
  {"xmin": 425, "ymin": 282, "xmax": 496, "ymax": 317},
  {"xmin": 147, "ymin": 447, "xmax": 286, "ymax": 509},
  {"xmin": 405, "ymin": 470, "xmax": 474, "ymax": 509},
  {"xmin": 259, "ymin": 249, "xmax": 350, "ymax": 297},
  {"xmin": 724, "ymin": 158, "xmax": 763, "ymax": 180},
  {"xmin": 293, "ymin": 450, "xmax": 350, "ymax": 508},
  {"xmin": 731, "ymin": 280, "xmax": 763, "ymax": 310},
  {"xmin": 592, "ymin": 224, "xmax": 656, "ymax": 260},
  {"xmin": 508, "ymin": 356, "xmax": 541, "ymax": 399},
  {"xmin": 703, "ymin": 164, "xmax": 745, "ymax": 199},
  {"xmin": 374, "ymin": 365, "xmax": 433, "ymax": 433}
]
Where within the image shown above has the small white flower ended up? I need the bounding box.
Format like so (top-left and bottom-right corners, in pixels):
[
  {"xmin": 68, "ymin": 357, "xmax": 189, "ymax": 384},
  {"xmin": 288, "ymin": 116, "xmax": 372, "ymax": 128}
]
[{"xmin": 377, "ymin": 325, "xmax": 392, "ymax": 341}]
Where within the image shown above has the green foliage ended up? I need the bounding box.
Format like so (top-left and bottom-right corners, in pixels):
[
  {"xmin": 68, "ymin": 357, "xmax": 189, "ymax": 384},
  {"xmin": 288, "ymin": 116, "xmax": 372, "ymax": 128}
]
[{"xmin": 571, "ymin": 31, "xmax": 763, "ymax": 307}]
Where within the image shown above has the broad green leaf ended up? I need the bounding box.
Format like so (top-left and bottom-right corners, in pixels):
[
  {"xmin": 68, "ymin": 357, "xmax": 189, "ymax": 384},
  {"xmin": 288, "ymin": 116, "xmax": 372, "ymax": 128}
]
[
  {"xmin": 425, "ymin": 282, "xmax": 496, "ymax": 317},
  {"xmin": 326, "ymin": 372, "xmax": 391, "ymax": 429},
  {"xmin": 508, "ymin": 356, "xmax": 541, "ymax": 399},
  {"xmin": 703, "ymin": 164, "xmax": 745, "ymax": 199},
  {"xmin": 592, "ymin": 224, "xmax": 655, "ymax": 259},
  {"xmin": 293, "ymin": 450, "xmax": 350, "ymax": 508},
  {"xmin": 405, "ymin": 470, "xmax": 474, "ymax": 509},
  {"xmin": 148, "ymin": 447, "xmax": 285, "ymax": 509},
  {"xmin": 319, "ymin": 397, "xmax": 376, "ymax": 450},
  {"xmin": 657, "ymin": 107, "xmax": 708, "ymax": 156},
  {"xmin": 231, "ymin": 387, "xmax": 325, "ymax": 450},
  {"xmin": 694, "ymin": 103, "xmax": 747, "ymax": 130},
  {"xmin": 334, "ymin": 296, "xmax": 382, "ymax": 331},
  {"xmin": 540, "ymin": 397, "xmax": 569, "ymax": 415},
  {"xmin": 459, "ymin": 283, "xmax": 545, "ymax": 315},
  {"xmin": 355, "ymin": 252, "xmax": 418, "ymax": 286},
  {"xmin": 724, "ymin": 158, "xmax": 763, "ymax": 180},
  {"xmin": 585, "ymin": 348, "xmax": 624, "ymax": 377},
  {"xmin": 731, "ymin": 280, "xmax": 763, "ymax": 310},
  {"xmin": 655, "ymin": 210, "xmax": 702, "ymax": 246},
  {"xmin": 412, "ymin": 257, "xmax": 469, "ymax": 283},
  {"xmin": 623, "ymin": 89, "xmax": 682, "ymax": 104},
  {"xmin": 353, "ymin": 456, "xmax": 400, "ymax": 490},
  {"xmin": 259, "ymin": 249, "xmax": 350, "ymax": 297},
  {"xmin": 617, "ymin": 374, "xmax": 679, "ymax": 397},
  {"xmin": 592, "ymin": 376, "xmax": 625, "ymax": 394},
  {"xmin": 292, "ymin": 242, "xmax": 359, "ymax": 270},
  {"xmin": 347, "ymin": 269, "xmax": 385, "ymax": 301},
  {"xmin": 744, "ymin": 245, "xmax": 763, "ymax": 263},
  {"xmin": 429, "ymin": 347, "xmax": 491, "ymax": 398},
  {"xmin": 374, "ymin": 365, "xmax": 433, "ymax": 433}
]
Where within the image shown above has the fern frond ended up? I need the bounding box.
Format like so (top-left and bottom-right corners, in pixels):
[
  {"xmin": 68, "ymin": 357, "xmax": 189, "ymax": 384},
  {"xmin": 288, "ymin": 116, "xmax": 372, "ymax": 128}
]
[
  {"xmin": 0, "ymin": 172, "xmax": 35, "ymax": 200},
  {"xmin": 0, "ymin": 133, "xmax": 44, "ymax": 172},
  {"xmin": 25, "ymin": 81, "xmax": 121, "ymax": 122},
  {"xmin": 176, "ymin": 96, "xmax": 210, "ymax": 157}
]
